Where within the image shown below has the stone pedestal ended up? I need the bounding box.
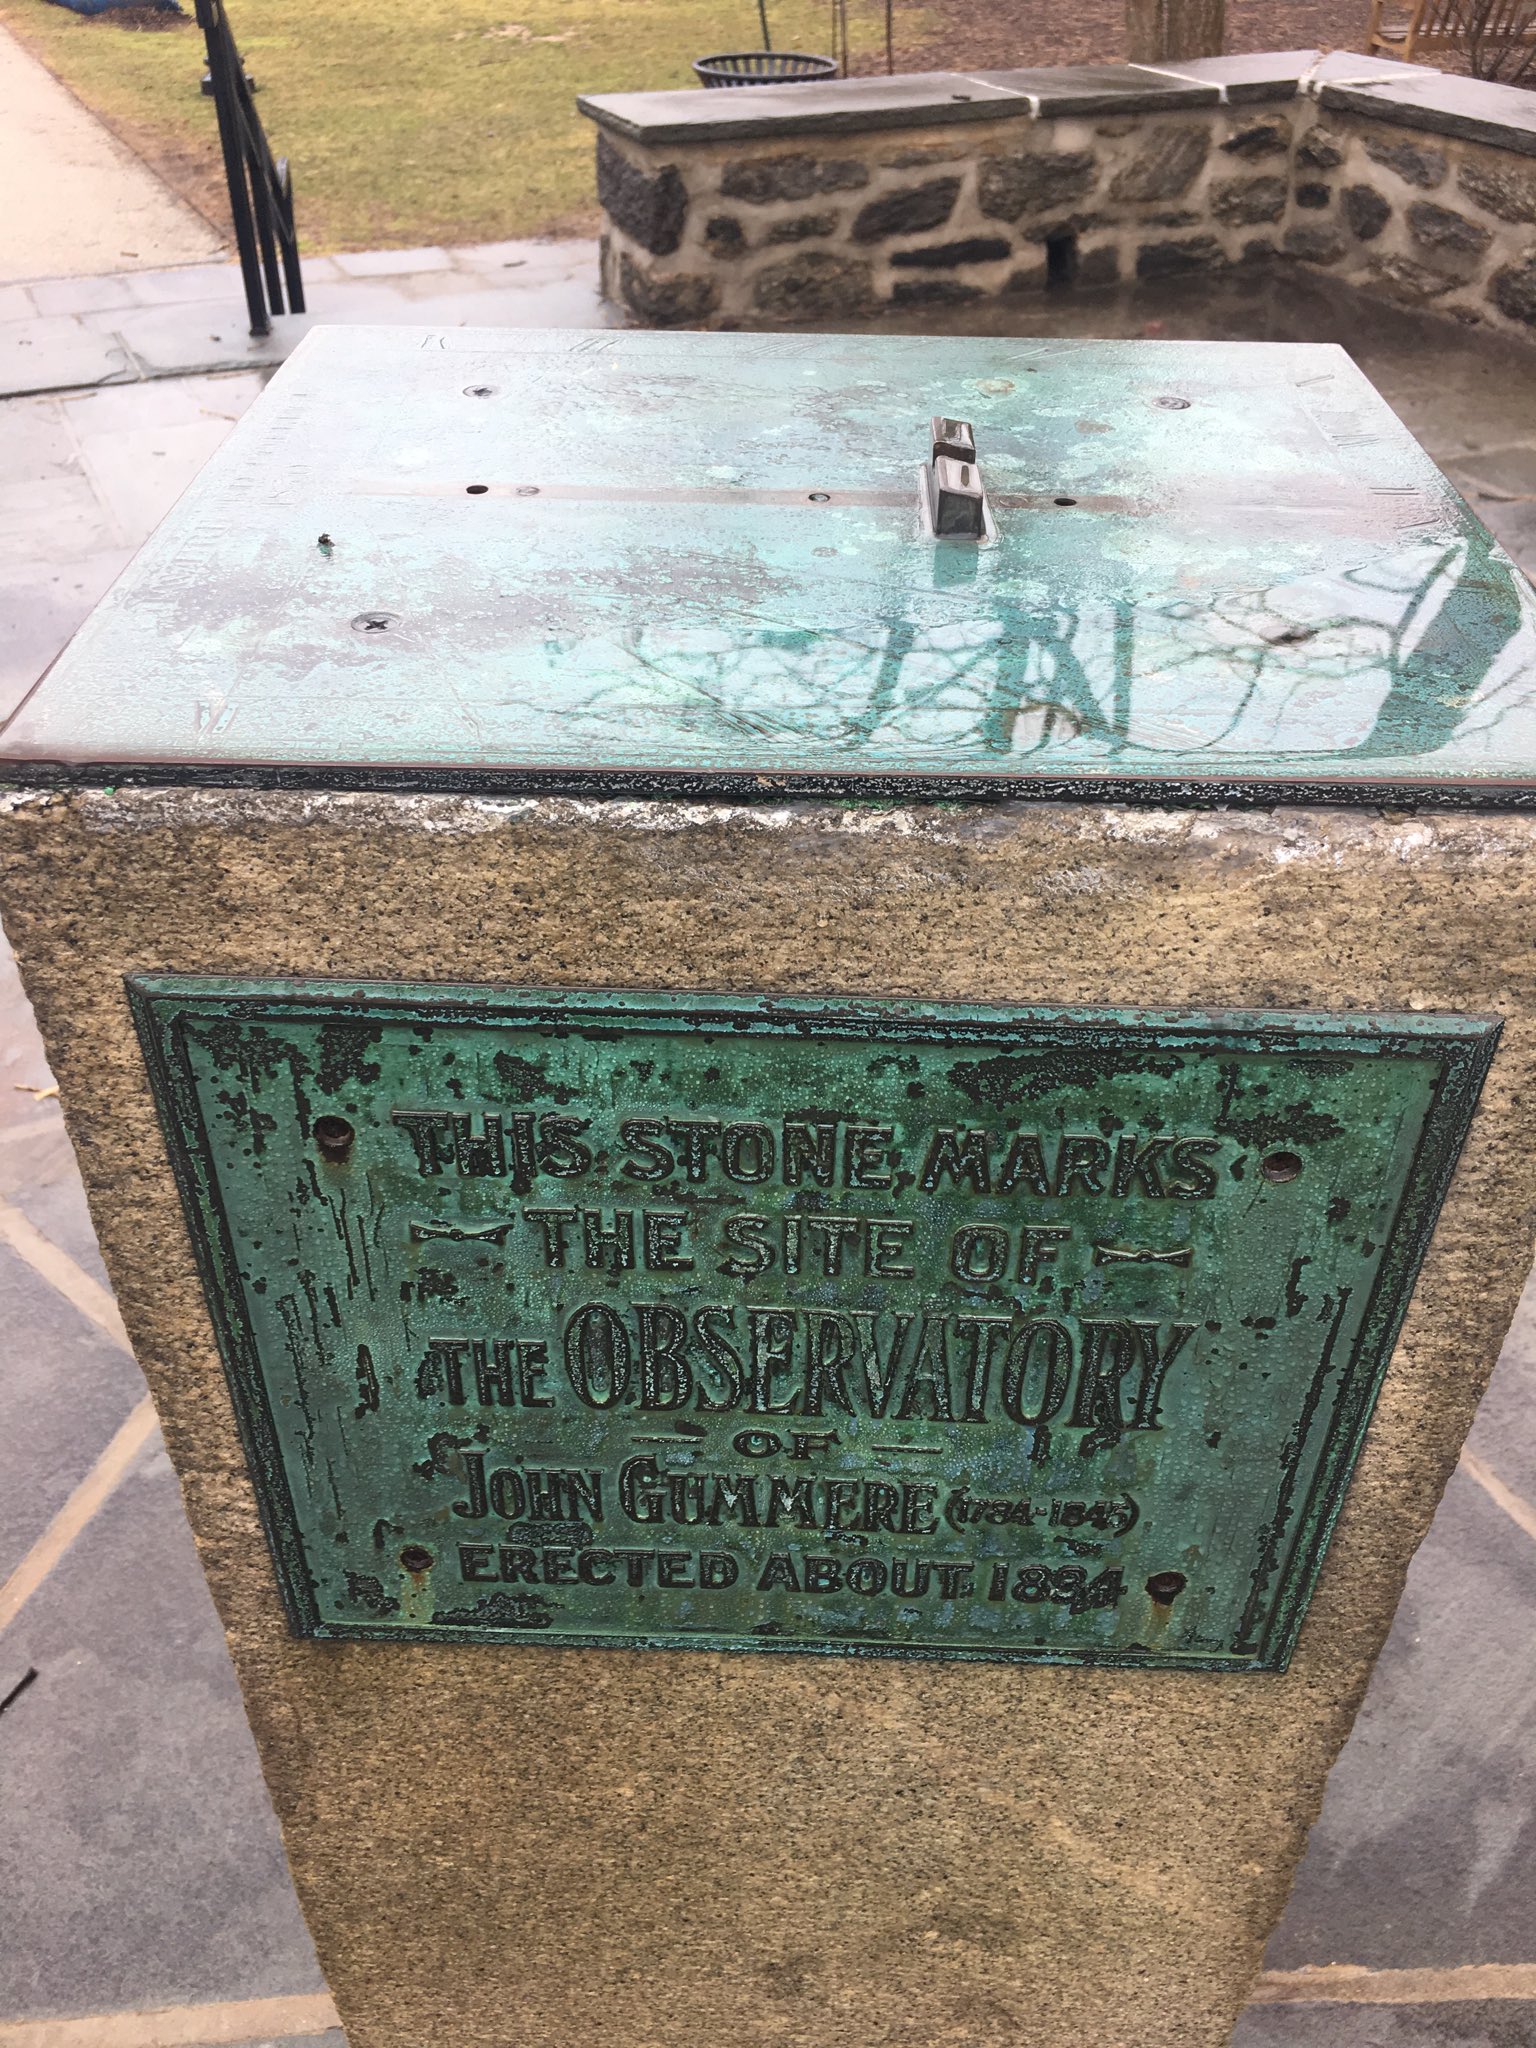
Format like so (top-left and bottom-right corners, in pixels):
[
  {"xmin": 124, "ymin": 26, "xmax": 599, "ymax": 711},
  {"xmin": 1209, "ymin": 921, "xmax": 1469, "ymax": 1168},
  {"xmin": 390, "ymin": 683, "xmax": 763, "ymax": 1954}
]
[{"xmin": 3, "ymin": 325, "xmax": 1535, "ymax": 2048}]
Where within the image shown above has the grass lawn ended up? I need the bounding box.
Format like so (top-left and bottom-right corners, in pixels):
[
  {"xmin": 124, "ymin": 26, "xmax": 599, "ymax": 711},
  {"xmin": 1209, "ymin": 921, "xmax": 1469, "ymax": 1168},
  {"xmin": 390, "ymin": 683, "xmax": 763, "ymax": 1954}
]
[{"xmin": 0, "ymin": 0, "xmax": 922, "ymax": 250}]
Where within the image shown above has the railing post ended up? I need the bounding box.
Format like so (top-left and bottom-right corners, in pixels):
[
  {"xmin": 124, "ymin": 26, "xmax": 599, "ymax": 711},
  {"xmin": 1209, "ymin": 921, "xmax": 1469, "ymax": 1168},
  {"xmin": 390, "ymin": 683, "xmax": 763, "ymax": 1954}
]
[
  {"xmin": 276, "ymin": 161, "xmax": 306, "ymax": 317},
  {"xmin": 195, "ymin": 0, "xmax": 269, "ymax": 336},
  {"xmin": 194, "ymin": 0, "xmax": 304, "ymax": 336}
]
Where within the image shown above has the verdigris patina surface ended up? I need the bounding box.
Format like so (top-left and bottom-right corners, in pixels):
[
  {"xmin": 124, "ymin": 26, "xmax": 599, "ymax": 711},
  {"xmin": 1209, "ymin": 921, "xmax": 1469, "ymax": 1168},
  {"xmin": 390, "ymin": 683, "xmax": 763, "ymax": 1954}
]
[
  {"xmin": 135, "ymin": 978, "xmax": 1493, "ymax": 1669},
  {"xmin": 2, "ymin": 326, "xmax": 1533, "ymax": 804}
]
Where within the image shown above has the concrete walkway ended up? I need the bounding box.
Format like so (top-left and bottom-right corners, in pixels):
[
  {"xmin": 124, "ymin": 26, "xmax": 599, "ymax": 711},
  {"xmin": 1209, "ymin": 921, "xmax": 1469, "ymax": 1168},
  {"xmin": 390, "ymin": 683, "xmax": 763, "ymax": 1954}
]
[{"xmin": 0, "ymin": 21, "xmax": 223, "ymax": 283}]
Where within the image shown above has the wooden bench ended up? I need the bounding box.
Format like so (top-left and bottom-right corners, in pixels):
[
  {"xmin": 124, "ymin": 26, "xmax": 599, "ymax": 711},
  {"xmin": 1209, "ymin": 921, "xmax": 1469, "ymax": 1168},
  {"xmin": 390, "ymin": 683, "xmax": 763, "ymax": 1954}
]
[{"xmin": 1367, "ymin": 0, "xmax": 1536, "ymax": 68}]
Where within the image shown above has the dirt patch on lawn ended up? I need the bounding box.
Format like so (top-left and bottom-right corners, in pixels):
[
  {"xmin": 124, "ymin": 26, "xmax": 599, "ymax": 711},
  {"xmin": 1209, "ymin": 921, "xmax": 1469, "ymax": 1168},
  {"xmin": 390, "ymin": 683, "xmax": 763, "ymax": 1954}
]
[
  {"xmin": 91, "ymin": 5, "xmax": 188, "ymax": 27},
  {"xmin": 91, "ymin": 103, "xmax": 229, "ymax": 236}
]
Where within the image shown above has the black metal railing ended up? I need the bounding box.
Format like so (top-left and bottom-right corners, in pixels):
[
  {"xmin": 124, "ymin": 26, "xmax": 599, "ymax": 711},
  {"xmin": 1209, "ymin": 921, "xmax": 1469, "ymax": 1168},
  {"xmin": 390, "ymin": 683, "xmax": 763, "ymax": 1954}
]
[{"xmin": 195, "ymin": 0, "xmax": 304, "ymax": 337}]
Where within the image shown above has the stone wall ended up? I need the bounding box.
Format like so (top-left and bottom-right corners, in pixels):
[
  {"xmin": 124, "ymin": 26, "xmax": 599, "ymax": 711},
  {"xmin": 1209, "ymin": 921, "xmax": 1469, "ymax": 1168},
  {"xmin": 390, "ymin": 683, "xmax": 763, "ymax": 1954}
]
[
  {"xmin": 1289, "ymin": 111, "xmax": 1536, "ymax": 323},
  {"xmin": 580, "ymin": 52, "xmax": 1536, "ymax": 338}
]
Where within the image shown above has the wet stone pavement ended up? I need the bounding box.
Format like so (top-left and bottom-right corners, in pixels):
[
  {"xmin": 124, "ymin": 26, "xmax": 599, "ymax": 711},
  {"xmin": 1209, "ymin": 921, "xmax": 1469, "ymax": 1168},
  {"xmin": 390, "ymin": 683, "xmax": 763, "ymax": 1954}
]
[{"xmin": 1, "ymin": 247, "xmax": 1535, "ymax": 2048}]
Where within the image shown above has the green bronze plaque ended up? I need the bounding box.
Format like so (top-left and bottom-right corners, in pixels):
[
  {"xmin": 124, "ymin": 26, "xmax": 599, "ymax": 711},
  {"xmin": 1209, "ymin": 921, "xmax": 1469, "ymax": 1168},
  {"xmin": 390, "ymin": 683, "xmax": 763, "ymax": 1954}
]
[{"xmin": 131, "ymin": 979, "xmax": 1496, "ymax": 1671}]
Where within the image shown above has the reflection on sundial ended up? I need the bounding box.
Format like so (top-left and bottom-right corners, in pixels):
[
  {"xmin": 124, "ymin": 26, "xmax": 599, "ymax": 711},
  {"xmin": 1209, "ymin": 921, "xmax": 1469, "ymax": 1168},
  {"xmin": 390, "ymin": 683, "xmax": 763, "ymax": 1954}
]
[{"xmin": 4, "ymin": 327, "xmax": 1533, "ymax": 798}]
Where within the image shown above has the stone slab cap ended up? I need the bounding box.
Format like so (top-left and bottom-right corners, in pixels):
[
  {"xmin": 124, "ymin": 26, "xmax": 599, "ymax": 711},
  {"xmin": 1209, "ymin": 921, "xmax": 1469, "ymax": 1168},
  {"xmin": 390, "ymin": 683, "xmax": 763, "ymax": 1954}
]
[
  {"xmin": 577, "ymin": 63, "xmax": 1216, "ymax": 143},
  {"xmin": 958, "ymin": 64, "xmax": 1221, "ymax": 113},
  {"xmin": 1303, "ymin": 47, "xmax": 1452, "ymax": 80},
  {"xmin": 578, "ymin": 52, "xmax": 1517, "ymax": 147},
  {"xmin": 578, "ymin": 70, "xmax": 1027, "ymax": 143},
  {"xmin": 576, "ymin": 52, "xmax": 1469, "ymax": 144},
  {"xmin": 1123, "ymin": 50, "xmax": 1536, "ymax": 158},
  {"xmin": 2, "ymin": 322, "xmax": 1534, "ymax": 807},
  {"xmin": 1127, "ymin": 48, "xmax": 1324, "ymax": 103},
  {"xmin": 1317, "ymin": 68, "xmax": 1536, "ymax": 160}
]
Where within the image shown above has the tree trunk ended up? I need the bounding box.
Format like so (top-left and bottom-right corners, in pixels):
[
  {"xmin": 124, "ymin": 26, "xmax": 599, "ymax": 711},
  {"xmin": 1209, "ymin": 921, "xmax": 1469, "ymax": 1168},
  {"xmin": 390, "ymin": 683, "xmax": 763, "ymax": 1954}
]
[{"xmin": 1125, "ymin": 0, "xmax": 1225, "ymax": 62}]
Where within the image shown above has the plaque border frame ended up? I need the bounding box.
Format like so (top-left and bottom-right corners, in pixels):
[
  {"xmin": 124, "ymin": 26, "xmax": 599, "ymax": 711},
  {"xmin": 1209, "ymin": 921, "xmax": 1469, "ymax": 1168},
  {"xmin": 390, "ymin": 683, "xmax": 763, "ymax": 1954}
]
[{"xmin": 128, "ymin": 977, "xmax": 1499, "ymax": 1672}]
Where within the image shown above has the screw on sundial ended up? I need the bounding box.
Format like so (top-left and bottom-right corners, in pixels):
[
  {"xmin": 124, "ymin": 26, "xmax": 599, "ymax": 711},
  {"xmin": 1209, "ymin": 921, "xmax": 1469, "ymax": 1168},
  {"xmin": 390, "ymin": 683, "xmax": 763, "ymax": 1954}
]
[
  {"xmin": 351, "ymin": 611, "xmax": 399, "ymax": 634},
  {"xmin": 922, "ymin": 416, "xmax": 988, "ymax": 541}
]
